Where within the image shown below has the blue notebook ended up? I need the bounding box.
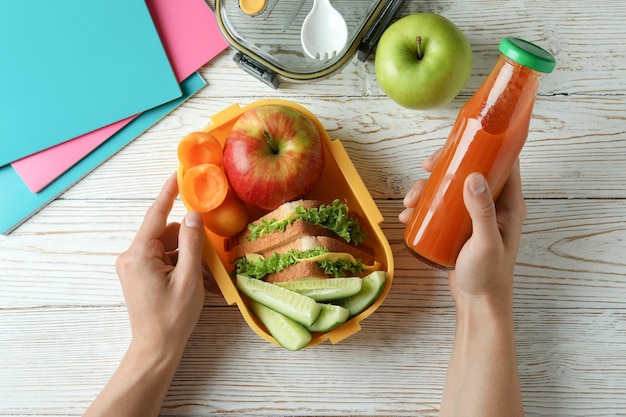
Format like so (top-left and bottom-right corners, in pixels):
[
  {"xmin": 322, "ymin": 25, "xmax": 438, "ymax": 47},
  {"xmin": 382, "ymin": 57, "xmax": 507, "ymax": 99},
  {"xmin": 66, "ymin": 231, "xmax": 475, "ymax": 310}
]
[
  {"xmin": 0, "ymin": 0, "xmax": 181, "ymax": 166},
  {"xmin": 0, "ymin": 72, "xmax": 205, "ymax": 235}
]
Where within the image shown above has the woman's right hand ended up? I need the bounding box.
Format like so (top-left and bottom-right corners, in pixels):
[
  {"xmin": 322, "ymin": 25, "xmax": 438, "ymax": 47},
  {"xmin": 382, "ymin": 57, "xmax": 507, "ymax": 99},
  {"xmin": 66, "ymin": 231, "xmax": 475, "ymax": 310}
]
[
  {"xmin": 399, "ymin": 149, "xmax": 526, "ymax": 310},
  {"xmin": 400, "ymin": 150, "xmax": 527, "ymax": 417}
]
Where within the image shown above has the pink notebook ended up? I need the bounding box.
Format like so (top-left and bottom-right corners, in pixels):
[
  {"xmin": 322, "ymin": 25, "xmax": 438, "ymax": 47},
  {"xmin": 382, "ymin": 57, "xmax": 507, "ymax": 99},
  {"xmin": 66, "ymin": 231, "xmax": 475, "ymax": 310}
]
[{"xmin": 12, "ymin": 0, "xmax": 228, "ymax": 193}]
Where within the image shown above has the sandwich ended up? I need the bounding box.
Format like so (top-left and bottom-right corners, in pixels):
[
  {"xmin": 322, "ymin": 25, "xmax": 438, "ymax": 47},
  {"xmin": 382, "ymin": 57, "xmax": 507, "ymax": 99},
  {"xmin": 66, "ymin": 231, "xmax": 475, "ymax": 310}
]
[{"xmin": 226, "ymin": 199, "xmax": 382, "ymax": 283}]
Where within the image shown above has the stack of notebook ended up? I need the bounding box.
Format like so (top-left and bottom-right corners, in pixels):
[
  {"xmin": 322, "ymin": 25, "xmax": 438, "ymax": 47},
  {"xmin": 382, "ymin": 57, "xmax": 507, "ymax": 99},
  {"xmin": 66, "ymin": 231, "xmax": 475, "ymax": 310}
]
[{"xmin": 0, "ymin": 0, "xmax": 229, "ymax": 234}]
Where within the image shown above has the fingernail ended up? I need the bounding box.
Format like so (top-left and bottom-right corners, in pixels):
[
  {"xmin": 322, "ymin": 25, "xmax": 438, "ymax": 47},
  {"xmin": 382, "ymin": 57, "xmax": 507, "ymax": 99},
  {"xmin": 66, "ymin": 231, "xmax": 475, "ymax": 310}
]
[
  {"xmin": 469, "ymin": 174, "xmax": 486, "ymax": 195},
  {"xmin": 185, "ymin": 211, "xmax": 203, "ymax": 228}
]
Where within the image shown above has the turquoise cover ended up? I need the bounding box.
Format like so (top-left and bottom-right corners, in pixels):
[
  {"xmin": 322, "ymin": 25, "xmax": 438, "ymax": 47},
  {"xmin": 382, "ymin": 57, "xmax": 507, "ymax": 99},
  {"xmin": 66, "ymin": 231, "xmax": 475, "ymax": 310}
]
[
  {"xmin": 0, "ymin": 0, "xmax": 181, "ymax": 166},
  {"xmin": 0, "ymin": 72, "xmax": 205, "ymax": 234}
]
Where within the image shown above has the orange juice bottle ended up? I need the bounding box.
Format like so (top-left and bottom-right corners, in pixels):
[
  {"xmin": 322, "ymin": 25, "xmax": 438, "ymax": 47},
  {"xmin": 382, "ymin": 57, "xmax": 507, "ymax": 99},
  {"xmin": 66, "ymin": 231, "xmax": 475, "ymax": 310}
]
[{"xmin": 403, "ymin": 37, "xmax": 556, "ymax": 270}]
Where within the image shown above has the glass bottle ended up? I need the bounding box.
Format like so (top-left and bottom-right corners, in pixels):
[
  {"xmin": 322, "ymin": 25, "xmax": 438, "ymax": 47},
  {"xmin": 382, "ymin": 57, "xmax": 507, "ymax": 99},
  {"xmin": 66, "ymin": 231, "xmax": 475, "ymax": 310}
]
[{"xmin": 403, "ymin": 37, "xmax": 556, "ymax": 270}]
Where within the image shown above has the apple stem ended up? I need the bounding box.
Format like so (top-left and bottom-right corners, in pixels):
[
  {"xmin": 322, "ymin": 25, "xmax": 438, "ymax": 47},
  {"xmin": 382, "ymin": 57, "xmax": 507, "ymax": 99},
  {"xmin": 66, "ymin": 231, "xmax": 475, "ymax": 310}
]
[
  {"xmin": 263, "ymin": 129, "xmax": 278, "ymax": 154},
  {"xmin": 416, "ymin": 36, "xmax": 423, "ymax": 61}
]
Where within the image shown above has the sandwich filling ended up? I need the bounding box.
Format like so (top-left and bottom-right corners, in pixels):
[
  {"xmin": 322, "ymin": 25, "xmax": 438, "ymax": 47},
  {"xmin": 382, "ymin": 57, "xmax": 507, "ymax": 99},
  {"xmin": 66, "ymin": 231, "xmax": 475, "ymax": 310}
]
[
  {"xmin": 245, "ymin": 199, "xmax": 366, "ymax": 244},
  {"xmin": 229, "ymin": 200, "xmax": 381, "ymax": 283},
  {"xmin": 234, "ymin": 246, "xmax": 380, "ymax": 280}
]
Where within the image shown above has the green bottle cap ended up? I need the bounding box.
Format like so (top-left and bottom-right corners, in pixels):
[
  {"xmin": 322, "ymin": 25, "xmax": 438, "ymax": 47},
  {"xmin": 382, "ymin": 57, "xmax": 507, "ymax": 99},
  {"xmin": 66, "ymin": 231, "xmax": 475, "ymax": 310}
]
[{"xmin": 498, "ymin": 37, "xmax": 556, "ymax": 73}]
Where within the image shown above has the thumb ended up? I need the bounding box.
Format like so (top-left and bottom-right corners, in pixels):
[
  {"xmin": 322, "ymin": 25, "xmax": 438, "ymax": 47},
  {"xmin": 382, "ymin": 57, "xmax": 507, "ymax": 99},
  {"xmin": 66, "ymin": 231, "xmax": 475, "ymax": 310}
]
[
  {"xmin": 463, "ymin": 173, "xmax": 499, "ymax": 241},
  {"xmin": 175, "ymin": 211, "xmax": 205, "ymax": 280}
]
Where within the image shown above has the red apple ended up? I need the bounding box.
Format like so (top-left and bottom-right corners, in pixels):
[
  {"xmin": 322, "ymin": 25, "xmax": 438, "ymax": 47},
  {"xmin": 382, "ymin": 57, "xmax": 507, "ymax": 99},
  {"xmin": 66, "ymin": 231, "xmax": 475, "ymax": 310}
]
[{"xmin": 223, "ymin": 104, "xmax": 325, "ymax": 210}]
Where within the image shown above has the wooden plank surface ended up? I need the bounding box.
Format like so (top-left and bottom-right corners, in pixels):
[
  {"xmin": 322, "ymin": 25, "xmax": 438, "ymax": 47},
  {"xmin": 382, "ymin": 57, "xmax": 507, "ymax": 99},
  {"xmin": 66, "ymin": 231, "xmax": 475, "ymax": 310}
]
[{"xmin": 1, "ymin": 0, "xmax": 625, "ymax": 416}]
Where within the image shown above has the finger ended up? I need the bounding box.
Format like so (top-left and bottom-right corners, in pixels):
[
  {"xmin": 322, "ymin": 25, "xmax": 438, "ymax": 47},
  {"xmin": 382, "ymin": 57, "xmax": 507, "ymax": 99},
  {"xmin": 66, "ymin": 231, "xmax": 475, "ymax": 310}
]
[
  {"xmin": 403, "ymin": 179, "xmax": 426, "ymax": 209},
  {"xmin": 173, "ymin": 211, "xmax": 205, "ymax": 286},
  {"xmin": 495, "ymin": 161, "xmax": 527, "ymax": 244},
  {"xmin": 463, "ymin": 173, "xmax": 500, "ymax": 242},
  {"xmin": 399, "ymin": 179, "xmax": 427, "ymax": 224},
  {"xmin": 398, "ymin": 207, "xmax": 414, "ymax": 225},
  {"xmin": 496, "ymin": 161, "xmax": 525, "ymax": 217},
  {"xmin": 161, "ymin": 222, "xmax": 181, "ymax": 252},
  {"xmin": 423, "ymin": 148, "xmax": 442, "ymax": 172},
  {"xmin": 165, "ymin": 249, "xmax": 178, "ymax": 267},
  {"xmin": 401, "ymin": 149, "xmax": 442, "ymax": 224},
  {"xmin": 134, "ymin": 172, "xmax": 178, "ymax": 244}
]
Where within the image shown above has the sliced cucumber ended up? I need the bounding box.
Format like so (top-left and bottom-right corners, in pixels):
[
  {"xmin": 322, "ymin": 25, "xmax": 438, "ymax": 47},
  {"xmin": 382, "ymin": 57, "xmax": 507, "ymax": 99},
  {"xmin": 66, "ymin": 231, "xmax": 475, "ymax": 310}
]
[
  {"xmin": 307, "ymin": 303, "xmax": 350, "ymax": 332},
  {"xmin": 274, "ymin": 277, "xmax": 363, "ymax": 301},
  {"xmin": 336, "ymin": 271, "xmax": 387, "ymax": 316},
  {"xmin": 236, "ymin": 274, "xmax": 321, "ymax": 326},
  {"xmin": 250, "ymin": 301, "xmax": 312, "ymax": 351}
]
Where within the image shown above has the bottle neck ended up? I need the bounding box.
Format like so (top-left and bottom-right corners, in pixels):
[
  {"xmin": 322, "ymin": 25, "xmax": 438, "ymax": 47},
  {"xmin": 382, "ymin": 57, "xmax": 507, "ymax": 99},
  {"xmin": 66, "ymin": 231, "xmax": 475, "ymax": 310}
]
[{"xmin": 473, "ymin": 54, "xmax": 542, "ymax": 135}]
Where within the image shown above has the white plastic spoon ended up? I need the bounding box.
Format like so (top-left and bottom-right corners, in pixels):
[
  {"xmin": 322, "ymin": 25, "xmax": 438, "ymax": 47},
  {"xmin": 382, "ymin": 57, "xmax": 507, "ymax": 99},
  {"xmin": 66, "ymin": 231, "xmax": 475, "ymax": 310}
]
[{"xmin": 300, "ymin": 0, "xmax": 348, "ymax": 60}]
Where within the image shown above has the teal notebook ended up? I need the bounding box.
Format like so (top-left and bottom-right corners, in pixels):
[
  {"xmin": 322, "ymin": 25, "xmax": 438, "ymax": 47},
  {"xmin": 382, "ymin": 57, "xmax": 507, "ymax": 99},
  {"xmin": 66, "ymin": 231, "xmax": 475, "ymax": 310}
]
[
  {"xmin": 0, "ymin": 72, "xmax": 205, "ymax": 235},
  {"xmin": 0, "ymin": 0, "xmax": 181, "ymax": 166}
]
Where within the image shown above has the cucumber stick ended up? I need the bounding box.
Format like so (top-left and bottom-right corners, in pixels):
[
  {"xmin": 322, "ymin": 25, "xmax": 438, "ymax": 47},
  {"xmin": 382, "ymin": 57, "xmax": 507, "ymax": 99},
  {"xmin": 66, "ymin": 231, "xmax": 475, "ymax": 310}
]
[
  {"xmin": 336, "ymin": 271, "xmax": 387, "ymax": 316},
  {"xmin": 250, "ymin": 301, "xmax": 312, "ymax": 351},
  {"xmin": 236, "ymin": 274, "xmax": 321, "ymax": 326},
  {"xmin": 307, "ymin": 303, "xmax": 350, "ymax": 332},
  {"xmin": 274, "ymin": 277, "xmax": 363, "ymax": 301}
]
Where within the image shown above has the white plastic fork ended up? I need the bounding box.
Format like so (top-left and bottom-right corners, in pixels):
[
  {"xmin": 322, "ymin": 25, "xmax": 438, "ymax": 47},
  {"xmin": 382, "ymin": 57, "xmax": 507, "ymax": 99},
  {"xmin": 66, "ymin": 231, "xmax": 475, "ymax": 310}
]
[{"xmin": 300, "ymin": 0, "xmax": 348, "ymax": 60}]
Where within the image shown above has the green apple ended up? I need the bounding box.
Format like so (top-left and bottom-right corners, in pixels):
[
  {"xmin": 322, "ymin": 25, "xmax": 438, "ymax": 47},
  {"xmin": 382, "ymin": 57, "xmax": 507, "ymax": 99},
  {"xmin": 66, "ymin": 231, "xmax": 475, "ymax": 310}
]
[{"xmin": 375, "ymin": 13, "xmax": 472, "ymax": 110}]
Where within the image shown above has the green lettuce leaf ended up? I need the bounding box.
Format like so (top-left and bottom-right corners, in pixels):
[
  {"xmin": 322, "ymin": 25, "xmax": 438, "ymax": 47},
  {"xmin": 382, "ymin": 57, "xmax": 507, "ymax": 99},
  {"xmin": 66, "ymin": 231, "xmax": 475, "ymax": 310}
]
[
  {"xmin": 234, "ymin": 247, "xmax": 365, "ymax": 280},
  {"xmin": 317, "ymin": 258, "xmax": 364, "ymax": 277},
  {"xmin": 245, "ymin": 200, "xmax": 366, "ymax": 244}
]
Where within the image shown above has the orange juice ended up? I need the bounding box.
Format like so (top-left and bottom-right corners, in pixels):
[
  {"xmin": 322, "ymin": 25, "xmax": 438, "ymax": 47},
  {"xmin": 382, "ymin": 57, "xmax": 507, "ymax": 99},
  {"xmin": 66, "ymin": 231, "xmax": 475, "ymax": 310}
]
[{"xmin": 404, "ymin": 38, "xmax": 556, "ymax": 269}]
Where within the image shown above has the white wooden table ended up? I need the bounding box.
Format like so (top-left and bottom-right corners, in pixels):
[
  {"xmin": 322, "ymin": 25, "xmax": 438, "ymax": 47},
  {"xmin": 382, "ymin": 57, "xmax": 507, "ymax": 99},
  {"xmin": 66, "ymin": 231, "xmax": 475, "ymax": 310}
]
[{"xmin": 2, "ymin": 1, "xmax": 625, "ymax": 416}]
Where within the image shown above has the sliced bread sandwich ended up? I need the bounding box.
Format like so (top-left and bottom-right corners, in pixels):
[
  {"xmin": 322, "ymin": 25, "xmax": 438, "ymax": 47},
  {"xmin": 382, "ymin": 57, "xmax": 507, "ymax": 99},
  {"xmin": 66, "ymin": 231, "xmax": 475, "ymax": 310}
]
[{"xmin": 228, "ymin": 199, "xmax": 381, "ymax": 283}]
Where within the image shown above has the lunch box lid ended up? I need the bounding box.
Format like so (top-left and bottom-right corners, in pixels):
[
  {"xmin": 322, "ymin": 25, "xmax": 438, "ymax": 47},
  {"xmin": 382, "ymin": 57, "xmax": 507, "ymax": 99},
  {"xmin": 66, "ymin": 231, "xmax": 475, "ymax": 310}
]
[{"xmin": 215, "ymin": 0, "xmax": 406, "ymax": 88}]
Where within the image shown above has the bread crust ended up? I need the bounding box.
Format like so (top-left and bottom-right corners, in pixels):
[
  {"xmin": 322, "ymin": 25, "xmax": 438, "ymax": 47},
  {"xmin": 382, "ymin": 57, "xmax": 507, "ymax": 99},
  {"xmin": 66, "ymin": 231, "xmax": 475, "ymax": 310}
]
[
  {"xmin": 227, "ymin": 221, "xmax": 337, "ymax": 262},
  {"xmin": 226, "ymin": 199, "xmax": 323, "ymax": 249}
]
